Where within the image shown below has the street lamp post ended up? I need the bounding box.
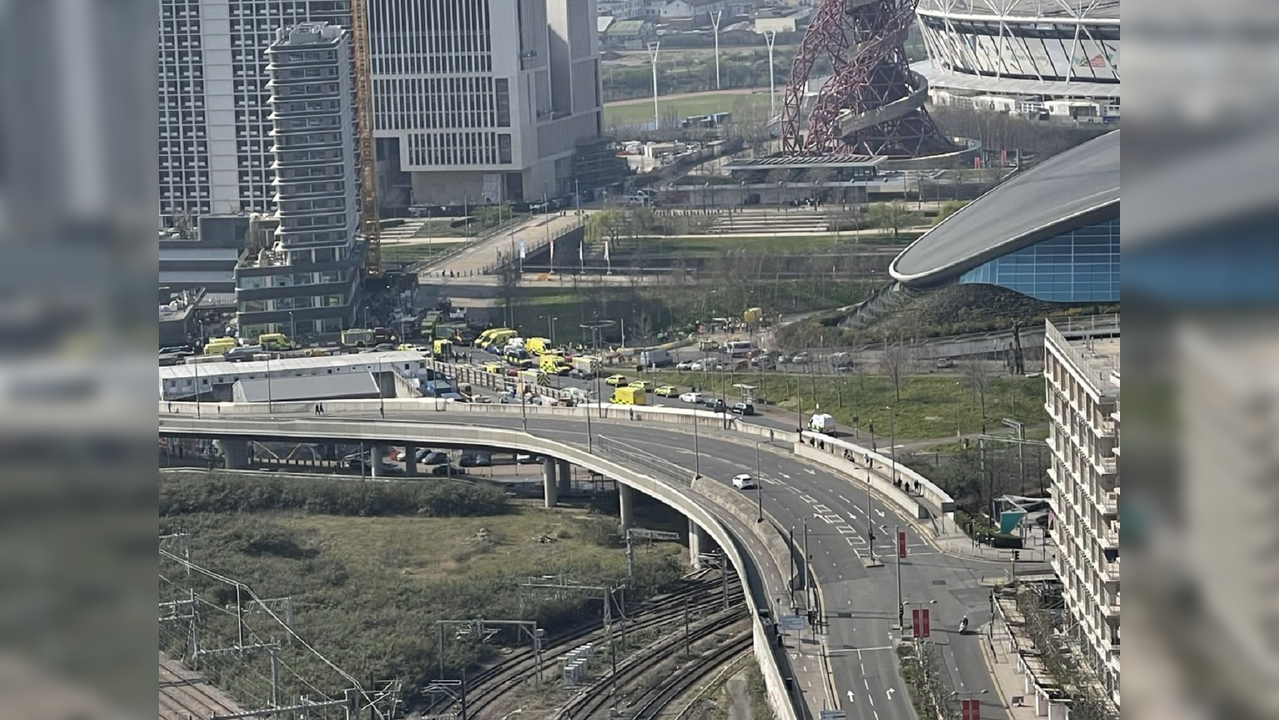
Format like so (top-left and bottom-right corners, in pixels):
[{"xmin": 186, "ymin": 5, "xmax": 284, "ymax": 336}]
[
  {"xmin": 288, "ymin": 311, "xmax": 296, "ymax": 343},
  {"xmin": 266, "ymin": 354, "xmax": 273, "ymax": 412},
  {"xmin": 378, "ymin": 357, "xmax": 385, "ymax": 417},
  {"xmin": 888, "ymin": 404, "xmax": 898, "ymax": 485},
  {"xmin": 692, "ymin": 408, "xmax": 701, "ymax": 479},
  {"xmin": 755, "ymin": 442, "xmax": 763, "ymax": 522}
]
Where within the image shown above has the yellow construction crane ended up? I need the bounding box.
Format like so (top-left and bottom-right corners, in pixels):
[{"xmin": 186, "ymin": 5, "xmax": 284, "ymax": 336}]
[{"xmin": 350, "ymin": 0, "xmax": 381, "ymax": 277}]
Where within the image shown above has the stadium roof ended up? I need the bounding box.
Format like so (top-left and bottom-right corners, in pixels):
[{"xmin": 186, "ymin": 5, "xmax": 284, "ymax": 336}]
[
  {"xmin": 916, "ymin": 0, "xmax": 1119, "ymax": 20},
  {"xmin": 890, "ymin": 130, "xmax": 1119, "ymax": 285}
]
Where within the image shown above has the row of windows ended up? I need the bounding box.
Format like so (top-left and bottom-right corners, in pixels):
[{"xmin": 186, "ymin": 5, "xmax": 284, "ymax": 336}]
[
  {"xmin": 373, "ymin": 76, "xmax": 507, "ymax": 132},
  {"xmin": 958, "ymin": 219, "xmax": 1120, "ymax": 302},
  {"xmin": 239, "ymin": 294, "xmax": 348, "ymax": 313},
  {"xmin": 238, "ymin": 269, "xmax": 348, "ymax": 290},
  {"xmin": 405, "ymin": 131, "xmax": 511, "ymax": 167}
]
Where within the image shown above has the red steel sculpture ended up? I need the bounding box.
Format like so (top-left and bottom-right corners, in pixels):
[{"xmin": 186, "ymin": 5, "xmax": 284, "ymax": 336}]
[{"xmin": 780, "ymin": 0, "xmax": 954, "ymax": 158}]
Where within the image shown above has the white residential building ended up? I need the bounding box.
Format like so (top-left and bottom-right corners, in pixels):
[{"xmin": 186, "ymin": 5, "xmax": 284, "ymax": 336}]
[
  {"xmin": 1043, "ymin": 319, "xmax": 1121, "ymax": 709},
  {"xmin": 233, "ymin": 21, "xmax": 364, "ymax": 340},
  {"xmin": 158, "ymin": 0, "xmax": 351, "ymax": 224},
  {"xmin": 369, "ymin": 0, "xmax": 603, "ymax": 206},
  {"xmin": 159, "ymin": 0, "xmax": 602, "ymax": 226}
]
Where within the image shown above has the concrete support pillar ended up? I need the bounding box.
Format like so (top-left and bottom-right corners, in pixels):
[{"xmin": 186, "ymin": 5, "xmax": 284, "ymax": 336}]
[
  {"xmin": 542, "ymin": 457, "xmax": 558, "ymax": 508},
  {"xmin": 557, "ymin": 460, "xmax": 572, "ymax": 495},
  {"xmin": 618, "ymin": 483, "xmax": 635, "ymax": 531},
  {"xmin": 403, "ymin": 444, "xmax": 417, "ymax": 477},
  {"xmin": 689, "ymin": 518, "xmax": 711, "ymax": 568},
  {"xmin": 222, "ymin": 439, "xmax": 250, "ymax": 470},
  {"xmin": 370, "ymin": 444, "xmax": 384, "ymax": 480}
]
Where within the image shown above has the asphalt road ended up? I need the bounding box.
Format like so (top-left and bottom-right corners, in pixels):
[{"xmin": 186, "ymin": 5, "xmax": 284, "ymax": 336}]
[{"xmin": 164, "ymin": 409, "xmax": 1019, "ymax": 720}]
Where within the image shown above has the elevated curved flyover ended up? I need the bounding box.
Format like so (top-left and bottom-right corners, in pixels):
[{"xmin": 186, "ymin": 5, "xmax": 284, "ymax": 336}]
[
  {"xmin": 160, "ymin": 402, "xmax": 1010, "ymax": 720},
  {"xmin": 160, "ymin": 413, "xmax": 802, "ymax": 719}
]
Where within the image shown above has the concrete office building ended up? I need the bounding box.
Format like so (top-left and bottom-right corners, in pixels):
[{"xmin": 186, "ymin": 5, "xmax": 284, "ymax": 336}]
[
  {"xmin": 1043, "ymin": 318, "xmax": 1121, "ymax": 709},
  {"xmin": 233, "ymin": 22, "xmax": 364, "ymax": 340},
  {"xmin": 370, "ymin": 0, "xmax": 604, "ymax": 206},
  {"xmin": 158, "ymin": 0, "xmax": 351, "ymax": 224}
]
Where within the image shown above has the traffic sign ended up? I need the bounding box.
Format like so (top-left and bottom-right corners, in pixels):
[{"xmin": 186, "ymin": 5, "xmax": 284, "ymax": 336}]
[
  {"xmin": 898, "ymin": 530, "xmax": 908, "ymax": 559},
  {"xmin": 779, "ymin": 615, "xmax": 805, "ymax": 631},
  {"xmin": 819, "ymin": 711, "xmax": 847, "ymax": 720}
]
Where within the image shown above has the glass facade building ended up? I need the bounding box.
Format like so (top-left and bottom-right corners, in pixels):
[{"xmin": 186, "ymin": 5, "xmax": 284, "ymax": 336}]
[{"xmin": 958, "ymin": 218, "xmax": 1119, "ymax": 302}]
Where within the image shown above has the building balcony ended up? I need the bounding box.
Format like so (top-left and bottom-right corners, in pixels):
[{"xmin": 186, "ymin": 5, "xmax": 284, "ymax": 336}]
[
  {"xmin": 1102, "ymin": 491, "xmax": 1118, "ymax": 515},
  {"xmin": 1103, "ymin": 558, "xmax": 1119, "ymax": 585}
]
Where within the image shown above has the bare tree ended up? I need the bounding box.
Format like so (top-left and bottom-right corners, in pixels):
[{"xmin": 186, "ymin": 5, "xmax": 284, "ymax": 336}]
[
  {"xmin": 881, "ymin": 340, "xmax": 911, "ymax": 403},
  {"xmin": 963, "ymin": 360, "xmax": 991, "ymax": 420},
  {"xmin": 867, "ymin": 200, "xmax": 916, "ymax": 241}
]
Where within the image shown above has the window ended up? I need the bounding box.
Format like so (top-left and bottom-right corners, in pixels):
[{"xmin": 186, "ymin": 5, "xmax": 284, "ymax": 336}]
[
  {"xmin": 495, "ymin": 79, "xmax": 510, "ymax": 127},
  {"xmin": 498, "ymin": 134, "xmax": 512, "ymax": 164}
]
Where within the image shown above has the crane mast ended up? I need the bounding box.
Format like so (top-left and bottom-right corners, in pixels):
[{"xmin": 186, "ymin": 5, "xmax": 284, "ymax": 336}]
[{"xmin": 350, "ymin": 0, "xmax": 381, "ymax": 276}]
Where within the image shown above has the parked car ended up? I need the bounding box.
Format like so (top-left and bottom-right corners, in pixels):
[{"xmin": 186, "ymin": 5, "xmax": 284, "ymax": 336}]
[
  {"xmin": 516, "ymin": 453, "xmax": 540, "ymax": 464},
  {"xmin": 472, "ymin": 394, "xmax": 493, "ymax": 403},
  {"xmin": 417, "ymin": 451, "xmax": 450, "ymax": 465},
  {"xmin": 936, "ymin": 356, "xmax": 954, "ymax": 369},
  {"xmin": 689, "ymin": 361, "xmax": 705, "ymax": 371},
  {"xmin": 731, "ymin": 473, "xmax": 756, "ymax": 490},
  {"xmin": 655, "ymin": 385, "xmax": 679, "ymax": 397},
  {"xmin": 605, "ymin": 374, "xmax": 628, "ymax": 386},
  {"xmin": 675, "ymin": 360, "xmax": 694, "ymax": 371},
  {"xmin": 628, "ymin": 380, "xmax": 654, "ymax": 392},
  {"xmin": 459, "ymin": 452, "xmax": 492, "ymax": 467},
  {"xmin": 792, "ymin": 352, "xmax": 810, "ymax": 364},
  {"xmin": 679, "ymin": 391, "xmax": 703, "ymax": 404},
  {"xmin": 731, "ymin": 402, "xmax": 755, "ymax": 416},
  {"xmin": 430, "ymin": 464, "xmax": 467, "ymax": 476}
]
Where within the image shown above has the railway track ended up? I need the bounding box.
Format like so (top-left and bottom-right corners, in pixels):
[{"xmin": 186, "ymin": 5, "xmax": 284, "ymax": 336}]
[
  {"xmin": 558, "ymin": 607, "xmax": 748, "ymax": 720},
  {"xmin": 628, "ymin": 632, "xmax": 752, "ymax": 720},
  {"xmin": 159, "ymin": 653, "xmax": 245, "ymax": 720},
  {"xmin": 425, "ymin": 572, "xmax": 742, "ymax": 717}
]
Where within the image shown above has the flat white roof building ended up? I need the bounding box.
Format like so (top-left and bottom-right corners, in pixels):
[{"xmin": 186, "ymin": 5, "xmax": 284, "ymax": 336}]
[
  {"xmin": 1043, "ymin": 318, "xmax": 1120, "ymax": 709},
  {"xmin": 158, "ymin": 351, "xmax": 429, "ymax": 400}
]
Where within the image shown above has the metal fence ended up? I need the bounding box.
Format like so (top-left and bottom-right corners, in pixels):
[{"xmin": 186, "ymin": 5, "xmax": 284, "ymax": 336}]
[{"xmin": 595, "ymin": 434, "xmax": 693, "ymax": 487}]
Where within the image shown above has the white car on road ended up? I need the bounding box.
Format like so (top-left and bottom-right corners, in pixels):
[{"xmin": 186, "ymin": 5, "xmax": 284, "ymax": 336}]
[
  {"xmin": 676, "ymin": 360, "xmax": 693, "ymax": 371},
  {"xmin": 731, "ymin": 473, "xmax": 756, "ymax": 490},
  {"xmin": 679, "ymin": 391, "xmax": 703, "ymax": 404}
]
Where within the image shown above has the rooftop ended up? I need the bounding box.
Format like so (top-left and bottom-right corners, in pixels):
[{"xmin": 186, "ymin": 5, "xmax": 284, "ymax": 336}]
[
  {"xmin": 234, "ymin": 372, "xmax": 379, "ymax": 403},
  {"xmin": 159, "ymin": 350, "xmax": 427, "ymax": 382},
  {"xmin": 891, "ymin": 130, "xmax": 1119, "ymax": 284},
  {"xmin": 1047, "ymin": 316, "xmax": 1121, "ymax": 397},
  {"xmin": 911, "ymin": 60, "xmax": 1123, "ymax": 99},
  {"xmin": 917, "ymin": 0, "xmax": 1120, "ymax": 20}
]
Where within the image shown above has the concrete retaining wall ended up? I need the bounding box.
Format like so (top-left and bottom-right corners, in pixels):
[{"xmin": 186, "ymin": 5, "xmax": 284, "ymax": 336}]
[
  {"xmin": 692, "ymin": 476, "xmax": 794, "ymax": 592},
  {"xmin": 157, "ymin": 416, "xmax": 799, "ymax": 720}
]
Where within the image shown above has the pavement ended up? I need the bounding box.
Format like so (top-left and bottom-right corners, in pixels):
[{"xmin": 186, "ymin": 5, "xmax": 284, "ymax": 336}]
[
  {"xmin": 727, "ymin": 670, "xmax": 752, "ymax": 720},
  {"xmin": 161, "ymin": 407, "xmax": 1025, "ymax": 720},
  {"xmin": 420, "ymin": 212, "xmax": 586, "ymax": 278}
]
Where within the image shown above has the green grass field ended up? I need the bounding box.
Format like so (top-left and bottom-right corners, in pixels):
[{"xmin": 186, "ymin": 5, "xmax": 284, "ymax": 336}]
[
  {"xmin": 609, "ymin": 232, "xmax": 916, "ymax": 255},
  {"xmin": 604, "ymin": 91, "xmax": 769, "ymax": 126},
  {"xmin": 646, "ymin": 371, "xmax": 1046, "ymax": 441}
]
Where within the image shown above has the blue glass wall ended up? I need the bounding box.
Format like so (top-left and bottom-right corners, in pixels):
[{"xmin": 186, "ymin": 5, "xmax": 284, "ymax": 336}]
[{"xmin": 958, "ymin": 218, "xmax": 1119, "ymax": 302}]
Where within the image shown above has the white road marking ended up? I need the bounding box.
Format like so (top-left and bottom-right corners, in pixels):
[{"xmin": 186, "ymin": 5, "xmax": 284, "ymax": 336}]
[
  {"xmin": 814, "ymin": 504, "xmax": 831, "ymax": 513},
  {"xmin": 847, "ymin": 690, "xmax": 855, "ymax": 704},
  {"xmin": 838, "ymin": 494, "xmax": 851, "ymax": 503},
  {"xmin": 875, "ymin": 712, "xmax": 881, "ymax": 720},
  {"xmin": 887, "ymin": 688, "xmax": 896, "ymax": 700},
  {"xmin": 836, "ymin": 524, "xmax": 856, "ymax": 534},
  {"xmin": 805, "ymin": 468, "xmax": 816, "ymax": 475},
  {"xmin": 800, "ymin": 494, "xmax": 817, "ymax": 503},
  {"xmin": 780, "ymin": 472, "xmax": 792, "ymax": 479},
  {"xmin": 864, "ymin": 679, "xmax": 870, "ymax": 690},
  {"xmin": 874, "ymin": 508, "xmax": 885, "ymax": 518}
]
